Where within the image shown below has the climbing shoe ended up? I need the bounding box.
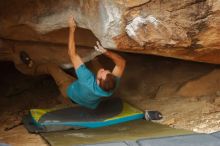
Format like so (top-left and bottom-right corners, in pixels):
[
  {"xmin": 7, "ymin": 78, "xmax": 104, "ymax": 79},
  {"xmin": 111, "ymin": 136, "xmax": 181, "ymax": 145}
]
[
  {"xmin": 144, "ymin": 110, "xmax": 163, "ymax": 121},
  {"xmin": 19, "ymin": 51, "xmax": 33, "ymax": 67}
]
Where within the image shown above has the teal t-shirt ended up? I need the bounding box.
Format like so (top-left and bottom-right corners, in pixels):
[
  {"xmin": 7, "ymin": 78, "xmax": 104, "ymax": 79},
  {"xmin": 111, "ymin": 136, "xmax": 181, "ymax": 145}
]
[{"xmin": 66, "ymin": 64, "xmax": 119, "ymax": 109}]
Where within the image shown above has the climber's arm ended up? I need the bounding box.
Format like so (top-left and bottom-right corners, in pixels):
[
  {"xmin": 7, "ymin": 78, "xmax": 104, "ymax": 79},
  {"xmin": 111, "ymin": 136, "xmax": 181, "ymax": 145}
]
[{"xmin": 68, "ymin": 16, "xmax": 83, "ymax": 70}]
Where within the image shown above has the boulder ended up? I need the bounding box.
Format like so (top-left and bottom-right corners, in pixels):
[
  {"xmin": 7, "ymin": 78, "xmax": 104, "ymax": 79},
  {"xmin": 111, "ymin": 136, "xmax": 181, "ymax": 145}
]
[{"xmin": 0, "ymin": 0, "xmax": 220, "ymax": 64}]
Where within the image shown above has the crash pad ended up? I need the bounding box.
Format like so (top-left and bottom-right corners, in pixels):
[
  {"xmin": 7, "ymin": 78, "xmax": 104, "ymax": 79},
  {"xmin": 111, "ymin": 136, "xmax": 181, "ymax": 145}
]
[
  {"xmin": 0, "ymin": 144, "xmax": 10, "ymax": 146},
  {"xmin": 23, "ymin": 98, "xmax": 144, "ymax": 133},
  {"xmin": 40, "ymin": 119, "xmax": 193, "ymax": 146},
  {"xmin": 65, "ymin": 133, "xmax": 220, "ymax": 146},
  {"xmin": 211, "ymin": 131, "xmax": 220, "ymax": 139},
  {"xmin": 137, "ymin": 134, "xmax": 220, "ymax": 146}
]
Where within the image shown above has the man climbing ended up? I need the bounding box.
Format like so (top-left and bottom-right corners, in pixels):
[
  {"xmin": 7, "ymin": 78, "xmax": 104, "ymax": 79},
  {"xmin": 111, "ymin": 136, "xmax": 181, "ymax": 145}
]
[{"xmin": 19, "ymin": 16, "xmax": 126, "ymax": 109}]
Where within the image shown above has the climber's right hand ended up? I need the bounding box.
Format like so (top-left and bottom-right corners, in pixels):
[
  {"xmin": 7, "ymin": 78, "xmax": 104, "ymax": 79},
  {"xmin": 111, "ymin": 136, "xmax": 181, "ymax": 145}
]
[{"xmin": 94, "ymin": 41, "xmax": 107, "ymax": 54}]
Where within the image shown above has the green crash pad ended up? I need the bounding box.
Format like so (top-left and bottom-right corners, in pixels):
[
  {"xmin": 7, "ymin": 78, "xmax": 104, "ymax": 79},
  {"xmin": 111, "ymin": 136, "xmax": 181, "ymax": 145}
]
[
  {"xmin": 41, "ymin": 119, "xmax": 193, "ymax": 146},
  {"xmin": 23, "ymin": 98, "xmax": 144, "ymax": 133}
]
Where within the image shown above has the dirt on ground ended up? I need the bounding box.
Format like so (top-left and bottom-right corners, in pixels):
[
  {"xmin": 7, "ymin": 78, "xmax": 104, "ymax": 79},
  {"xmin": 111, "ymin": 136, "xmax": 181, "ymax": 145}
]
[
  {"xmin": 0, "ymin": 54, "xmax": 220, "ymax": 146},
  {"xmin": 0, "ymin": 62, "xmax": 60, "ymax": 146}
]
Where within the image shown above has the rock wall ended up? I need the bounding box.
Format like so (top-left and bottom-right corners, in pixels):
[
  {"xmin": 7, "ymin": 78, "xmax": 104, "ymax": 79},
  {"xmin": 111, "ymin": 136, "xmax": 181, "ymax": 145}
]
[{"xmin": 0, "ymin": 0, "xmax": 220, "ymax": 65}]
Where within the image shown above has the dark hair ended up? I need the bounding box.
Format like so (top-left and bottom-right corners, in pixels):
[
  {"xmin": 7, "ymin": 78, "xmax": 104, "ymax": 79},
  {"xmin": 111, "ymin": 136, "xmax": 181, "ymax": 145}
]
[{"xmin": 99, "ymin": 73, "xmax": 117, "ymax": 92}]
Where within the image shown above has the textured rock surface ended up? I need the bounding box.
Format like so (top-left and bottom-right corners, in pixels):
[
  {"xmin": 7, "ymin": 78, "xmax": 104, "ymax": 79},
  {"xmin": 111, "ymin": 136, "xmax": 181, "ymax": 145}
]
[
  {"xmin": 1, "ymin": 55, "xmax": 220, "ymax": 146},
  {"xmin": 0, "ymin": 0, "xmax": 220, "ymax": 65}
]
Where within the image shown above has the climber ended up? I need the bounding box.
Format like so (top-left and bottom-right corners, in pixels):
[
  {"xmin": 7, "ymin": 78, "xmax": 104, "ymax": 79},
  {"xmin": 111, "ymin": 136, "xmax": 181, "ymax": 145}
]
[{"xmin": 19, "ymin": 16, "xmax": 126, "ymax": 109}]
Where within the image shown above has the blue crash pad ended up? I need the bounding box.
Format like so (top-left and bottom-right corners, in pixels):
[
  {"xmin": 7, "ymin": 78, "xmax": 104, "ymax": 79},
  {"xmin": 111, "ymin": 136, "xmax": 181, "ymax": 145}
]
[{"xmin": 23, "ymin": 98, "xmax": 144, "ymax": 133}]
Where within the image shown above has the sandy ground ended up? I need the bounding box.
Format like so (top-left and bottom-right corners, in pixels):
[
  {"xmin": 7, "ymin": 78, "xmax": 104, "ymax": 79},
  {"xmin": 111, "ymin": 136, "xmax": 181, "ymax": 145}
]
[
  {"xmin": 0, "ymin": 62, "xmax": 59, "ymax": 145},
  {"xmin": 142, "ymin": 96, "xmax": 220, "ymax": 133},
  {"xmin": 0, "ymin": 55, "xmax": 220, "ymax": 145}
]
